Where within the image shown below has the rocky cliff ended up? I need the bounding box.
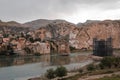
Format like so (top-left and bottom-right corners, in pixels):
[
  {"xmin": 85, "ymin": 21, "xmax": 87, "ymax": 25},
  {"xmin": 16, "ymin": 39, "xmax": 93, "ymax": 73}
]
[
  {"xmin": 1, "ymin": 19, "xmax": 120, "ymax": 49},
  {"xmin": 76, "ymin": 20, "xmax": 120, "ymax": 49},
  {"xmin": 34, "ymin": 20, "xmax": 120, "ymax": 49}
]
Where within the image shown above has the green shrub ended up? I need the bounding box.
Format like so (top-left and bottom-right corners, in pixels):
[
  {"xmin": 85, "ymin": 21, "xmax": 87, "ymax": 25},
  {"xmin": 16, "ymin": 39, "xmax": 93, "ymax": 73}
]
[
  {"xmin": 46, "ymin": 68, "xmax": 55, "ymax": 79},
  {"xmin": 87, "ymin": 64, "xmax": 96, "ymax": 71},
  {"xmin": 79, "ymin": 69, "xmax": 83, "ymax": 74},
  {"xmin": 100, "ymin": 57, "xmax": 114, "ymax": 68},
  {"xmin": 34, "ymin": 52, "xmax": 41, "ymax": 56},
  {"xmin": 99, "ymin": 57, "xmax": 120, "ymax": 69},
  {"xmin": 96, "ymin": 74, "xmax": 120, "ymax": 80},
  {"xmin": 55, "ymin": 66, "xmax": 67, "ymax": 77},
  {"xmin": 105, "ymin": 70, "xmax": 114, "ymax": 74},
  {"xmin": 24, "ymin": 47, "xmax": 31, "ymax": 54},
  {"xmin": 99, "ymin": 63, "xmax": 105, "ymax": 69},
  {"xmin": 70, "ymin": 46, "xmax": 76, "ymax": 51}
]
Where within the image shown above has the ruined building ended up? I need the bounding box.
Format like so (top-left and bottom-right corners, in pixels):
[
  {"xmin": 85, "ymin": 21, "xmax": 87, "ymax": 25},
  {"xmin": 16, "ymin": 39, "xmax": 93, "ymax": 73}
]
[
  {"xmin": 57, "ymin": 39, "xmax": 70, "ymax": 55},
  {"xmin": 93, "ymin": 37, "xmax": 113, "ymax": 56}
]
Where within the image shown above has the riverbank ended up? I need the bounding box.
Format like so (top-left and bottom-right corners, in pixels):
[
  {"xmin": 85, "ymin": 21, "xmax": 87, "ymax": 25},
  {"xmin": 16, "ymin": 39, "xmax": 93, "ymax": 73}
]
[
  {"xmin": 0, "ymin": 53, "xmax": 93, "ymax": 80},
  {"xmin": 28, "ymin": 56, "xmax": 120, "ymax": 80},
  {"xmin": 67, "ymin": 57, "xmax": 120, "ymax": 80},
  {"xmin": 66, "ymin": 68, "xmax": 120, "ymax": 80},
  {"xmin": 78, "ymin": 71, "xmax": 120, "ymax": 80},
  {"xmin": 28, "ymin": 68, "xmax": 120, "ymax": 80},
  {"xmin": 18, "ymin": 60, "xmax": 93, "ymax": 80}
]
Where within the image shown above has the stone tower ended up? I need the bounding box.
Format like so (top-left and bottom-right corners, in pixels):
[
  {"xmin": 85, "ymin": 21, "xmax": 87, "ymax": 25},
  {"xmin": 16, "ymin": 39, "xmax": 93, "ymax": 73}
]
[{"xmin": 93, "ymin": 37, "xmax": 113, "ymax": 56}]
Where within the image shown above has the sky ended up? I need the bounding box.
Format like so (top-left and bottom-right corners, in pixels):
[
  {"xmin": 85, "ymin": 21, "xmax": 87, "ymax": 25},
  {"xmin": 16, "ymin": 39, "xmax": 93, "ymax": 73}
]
[{"xmin": 0, "ymin": 0, "xmax": 120, "ymax": 24}]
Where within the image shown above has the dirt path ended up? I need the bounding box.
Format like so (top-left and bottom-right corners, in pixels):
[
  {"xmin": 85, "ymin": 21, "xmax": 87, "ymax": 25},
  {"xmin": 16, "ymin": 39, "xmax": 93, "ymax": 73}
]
[{"xmin": 78, "ymin": 71, "xmax": 120, "ymax": 80}]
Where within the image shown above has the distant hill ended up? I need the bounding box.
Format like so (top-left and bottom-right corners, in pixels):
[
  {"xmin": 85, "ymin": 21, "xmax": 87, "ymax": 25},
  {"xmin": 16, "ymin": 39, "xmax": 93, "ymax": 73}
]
[
  {"xmin": 0, "ymin": 20, "xmax": 29, "ymax": 32},
  {"xmin": 77, "ymin": 20, "xmax": 100, "ymax": 27},
  {"xmin": 0, "ymin": 20, "xmax": 22, "ymax": 27},
  {"xmin": 23, "ymin": 19, "xmax": 72, "ymax": 29}
]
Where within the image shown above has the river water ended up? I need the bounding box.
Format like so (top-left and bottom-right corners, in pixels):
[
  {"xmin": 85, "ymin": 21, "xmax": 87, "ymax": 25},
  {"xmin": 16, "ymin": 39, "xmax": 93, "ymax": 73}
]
[{"xmin": 0, "ymin": 52, "xmax": 93, "ymax": 80}]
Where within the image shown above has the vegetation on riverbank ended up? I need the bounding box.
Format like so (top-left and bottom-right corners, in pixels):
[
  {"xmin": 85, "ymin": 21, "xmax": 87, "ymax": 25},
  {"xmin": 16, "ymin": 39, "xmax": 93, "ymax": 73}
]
[
  {"xmin": 28, "ymin": 56, "xmax": 120, "ymax": 80},
  {"xmin": 46, "ymin": 66, "xmax": 67, "ymax": 79},
  {"xmin": 93, "ymin": 74, "xmax": 120, "ymax": 80},
  {"xmin": 64, "ymin": 56, "xmax": 120, "ymax": 80}
]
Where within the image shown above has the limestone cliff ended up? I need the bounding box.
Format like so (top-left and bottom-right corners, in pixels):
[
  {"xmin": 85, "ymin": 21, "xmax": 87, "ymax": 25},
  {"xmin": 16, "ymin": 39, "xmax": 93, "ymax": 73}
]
[
  {"xmin": 1, "ymin": 19, "xmax": 120, "ymax": 49},
  {"xmin": 76, "ymin": 20, "xmax": 120, "ymax": 49},
  {"xmin": 35, "ymin": 20, "xmax": 120, "ymax": 49}
]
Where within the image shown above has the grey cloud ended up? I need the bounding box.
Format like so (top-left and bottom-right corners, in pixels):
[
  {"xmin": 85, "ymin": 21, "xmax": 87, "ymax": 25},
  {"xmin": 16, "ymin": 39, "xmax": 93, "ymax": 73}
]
[
  {"xmin": 0, "ymin": 0, "xmax": 120, "ymax": 23},
  {"xmin": 55, "ymin": 0, "xmax": 120, "ymax": 10},
  {"xmin": 59, "ymin": 0, "xmax": 119, "ymax": 5}
]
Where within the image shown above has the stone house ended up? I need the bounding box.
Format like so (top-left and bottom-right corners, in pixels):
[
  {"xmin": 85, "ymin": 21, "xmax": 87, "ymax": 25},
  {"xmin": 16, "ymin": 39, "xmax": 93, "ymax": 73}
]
[
  {"xmin": 11, "ymin": 38, "xmax": 26, "ymax": 55},
  {"xmin": 57, "ymin": 40, "xmax": 70, "ymax": 55},
  {"xmin": 31, "ymin": 41, "xmax": 50, "ymax": 54}
]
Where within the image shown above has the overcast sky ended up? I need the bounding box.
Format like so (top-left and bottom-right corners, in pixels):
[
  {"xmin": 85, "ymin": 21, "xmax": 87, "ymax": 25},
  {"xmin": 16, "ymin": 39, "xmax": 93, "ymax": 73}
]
[{"xmin": 0, "ymin": 0, "xmax": 120, "ymax": 24}]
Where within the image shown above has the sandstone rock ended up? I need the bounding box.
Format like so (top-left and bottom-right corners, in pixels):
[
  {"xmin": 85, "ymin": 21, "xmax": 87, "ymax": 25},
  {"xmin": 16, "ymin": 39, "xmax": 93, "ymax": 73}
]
[{"xmin": 36, "ymin": 20, "xmax": 120, "ymax": 49}]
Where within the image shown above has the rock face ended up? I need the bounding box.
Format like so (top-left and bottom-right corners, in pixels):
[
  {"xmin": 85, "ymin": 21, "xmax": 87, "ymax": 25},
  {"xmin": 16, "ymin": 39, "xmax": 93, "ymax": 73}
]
[
  {"xmin": 34, "ymin": 21, "xmax": 75, "ymax": 40},
  {"xmin": 34, "ymin": 20, "xmax": 120, "ymax": 49},
  {"xmin": 76, "ymin": 20, "xmax": 120, "ymax": 49},
  {"xmin": 23, "ymin": 19, "xmax": 70, "ymax": 29},
  {"xmin": 1, "ymin": 19, "xmax": 120, "ymax": 49}
]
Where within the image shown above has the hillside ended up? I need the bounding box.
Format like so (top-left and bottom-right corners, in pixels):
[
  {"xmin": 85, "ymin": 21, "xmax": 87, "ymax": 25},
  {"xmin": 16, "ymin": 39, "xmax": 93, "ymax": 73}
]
[
  {"xmin": 33, "ymin": 19, "xmax": 120, "ymax": 49},
  {"xmin": 1, "ymin": 19, "xmax": 120, "ymax": 49},
  {"xmin": 0, "ymin": 20, "xmax": 29, "ymax": 33},
  {"xmin": 23, "ymin": 19, "xmax": 71, "ymax": 29}
]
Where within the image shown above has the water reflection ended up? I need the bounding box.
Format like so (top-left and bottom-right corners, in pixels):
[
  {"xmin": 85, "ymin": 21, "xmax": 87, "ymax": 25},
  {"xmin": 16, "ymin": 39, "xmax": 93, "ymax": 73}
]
[
  {"xmin": 50, "ymin": 55, "xmax": 70, "ymax": 66},
  {"xmin": 0, "ymin": 53, "xmax": 90, "ymax": 67},
  {"xmin": 0, "ymin": 56, "xmax": 14, "ymax": 67}
]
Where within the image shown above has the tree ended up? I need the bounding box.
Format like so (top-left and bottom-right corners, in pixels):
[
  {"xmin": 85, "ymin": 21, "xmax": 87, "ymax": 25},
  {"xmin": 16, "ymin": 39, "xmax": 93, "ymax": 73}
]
[
  {"xmin": 70, "ymin": 46, "xmax": 76, "ymax": 51},
  {"xmin": 29, "ymin": 37, "xmax": 34, "ymax": 43},
  {"xmin": 23, "ymin": 47, "xmax": 32, "ymax": 54},
  {"xmin": 55, "ymin": 66, "xmax": 67, "ymax": 77},
  {"xmin": 79, "ymin": 69, "xmax": 83, "ymax": 74},
  {"xmin": 99, "ymin": 63, "xmax": 105, "ymax": 69},
  {"xmin": 100, "ymin": 57, "xmax": 120, "ymax": 69},
  {"xmin": 46, "ymin": 68, "xmax": 55, "ymax": 79},
  {"xmin": 101, "ymin": 57, "xmax": 114, "ymax": 68},
  {"xmin": 87, "ymin": 64, "xmax": 95, "ymax": 71}
]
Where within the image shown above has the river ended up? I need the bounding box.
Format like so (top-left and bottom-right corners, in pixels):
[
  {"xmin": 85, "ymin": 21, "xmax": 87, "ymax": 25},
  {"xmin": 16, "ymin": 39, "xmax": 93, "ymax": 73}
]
[{"xmin": 0, "ymin": 52, "xmax": 93, "ymax": 80}]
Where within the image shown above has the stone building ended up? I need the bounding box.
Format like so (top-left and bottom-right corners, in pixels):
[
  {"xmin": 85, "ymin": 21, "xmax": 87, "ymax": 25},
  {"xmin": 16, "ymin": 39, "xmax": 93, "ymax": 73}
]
[
  {"xmin": 93, "ymin": 37, "xmax": 113, "ymax": 56},
  {"xmin": 57, "ymin": 40, "xmax": 70, "ymax": 55},
  {"xmin": 10, "ymin": 38, "xmax": 26, "ymax": 55},
  {"xmin": 32, "ymin": 41, "xmax": 50, "ymax": 54}
]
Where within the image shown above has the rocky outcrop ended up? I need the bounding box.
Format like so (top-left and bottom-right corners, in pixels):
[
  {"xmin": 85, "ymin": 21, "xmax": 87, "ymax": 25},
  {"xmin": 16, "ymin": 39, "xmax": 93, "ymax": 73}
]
[
  {"xmin": 35, "ymin": 20, "xmax": 120, "ymax": 49},
  {"xmin": 23, "ymin": 19, "xmax": 70, "ymax": 29},
  {"xmin": 76, "ymin": 20, "xmax": 120, "ymax": 49},
  {"xmin": 1, "ymin": 19, "xmax": 120, "ymax": 49},
  {"xmin": 34, "ymin": 21, "xmax": 75, "ymax": 40}
]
